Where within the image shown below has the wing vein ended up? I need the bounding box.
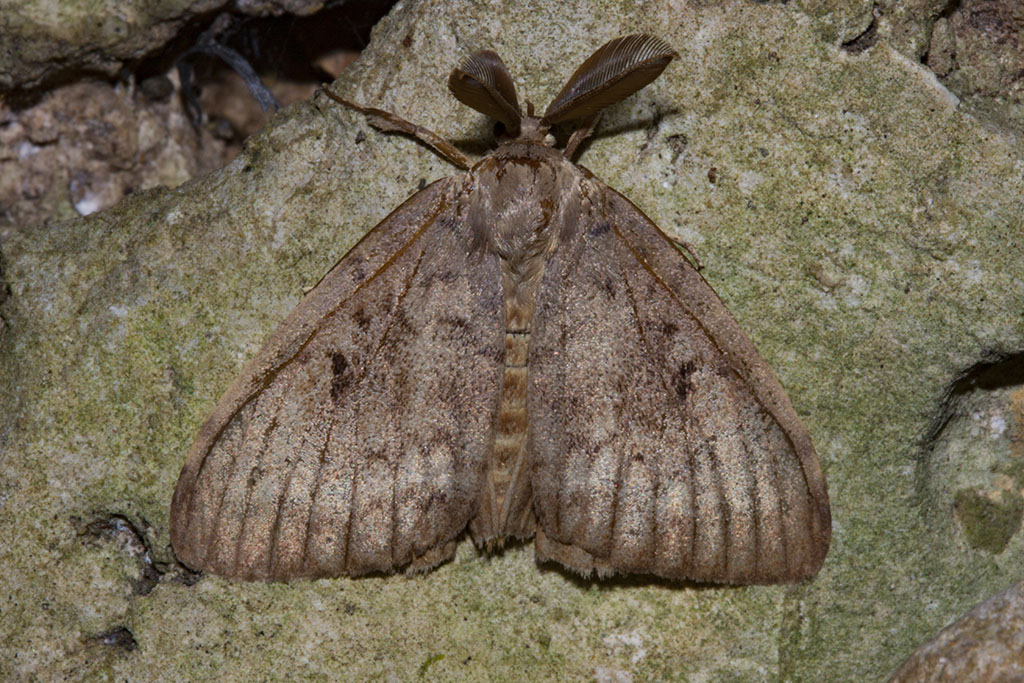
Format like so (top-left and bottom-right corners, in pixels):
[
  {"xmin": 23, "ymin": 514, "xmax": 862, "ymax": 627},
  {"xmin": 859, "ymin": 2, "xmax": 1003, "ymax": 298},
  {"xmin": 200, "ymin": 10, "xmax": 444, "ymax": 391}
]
[
  {"xmin": 740, "ymin": 433, "xmax": 764, "ymax": 578},
  {"xmin": 552, "ymin": 269, "xmax": 570, "ymax": 539},
  {"xmin": 266, "ymin": 454, "xmax": 296, "ymax": 577},
  {"xmin": 771, "ymin": 439, "xmax": 791, "ymax": 575},
  {"xmin": 230, "ymin": 411, "xmax": 280, "ymax": 575},
  {"xmin": 606, "ymin": 442, "xmax": 626, "ymax": 558},
  {"xmin": 620, "ymin": 257, "xmax": 699, "ymax": 574},
  {"xmin": 390, "ymin": 449, "xmax": 400, "ymax": 567},
  {"xmin": 266, "ymin": 414, "xmax": 318, "ymax": 577},
  {"xmin": 301, "ymin": 421, "xmax": 338, "ymax": 572},
  {"xmin": 342, "ymin": 467, "xmax": 357, "ymax": 573},
  {"xmin": 234, "ymin": 401, "xmax": 286, "ymax": 575},
  {"xmin": 607, "ymin": 219, "xmax": 754, "ymax": 578},
  {"xmin": 708, "ymin": 425, "xmax": 730, "ymax": 578},
  {"xmin": 619, "ymin": 268, "xmax": 659, "ymax": 564}
]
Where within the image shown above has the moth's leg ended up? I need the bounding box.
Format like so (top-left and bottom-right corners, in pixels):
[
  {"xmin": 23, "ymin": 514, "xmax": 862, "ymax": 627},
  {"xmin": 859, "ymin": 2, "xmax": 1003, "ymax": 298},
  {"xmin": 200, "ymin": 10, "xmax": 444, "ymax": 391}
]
[
  {"xmin": 563, "ymin": 113, "xmax": 602, "ymax": 161},
  {"xmin": 321, "ymin": 88, "xmax": 473, "ymax": 170}
]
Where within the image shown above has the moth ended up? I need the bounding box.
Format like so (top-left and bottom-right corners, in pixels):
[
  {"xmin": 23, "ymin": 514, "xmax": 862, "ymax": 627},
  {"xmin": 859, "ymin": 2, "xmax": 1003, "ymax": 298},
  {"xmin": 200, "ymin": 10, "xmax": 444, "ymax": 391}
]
[{"xmin": 170, "ymin": 35, "xmax": 831, "ymax": 584}]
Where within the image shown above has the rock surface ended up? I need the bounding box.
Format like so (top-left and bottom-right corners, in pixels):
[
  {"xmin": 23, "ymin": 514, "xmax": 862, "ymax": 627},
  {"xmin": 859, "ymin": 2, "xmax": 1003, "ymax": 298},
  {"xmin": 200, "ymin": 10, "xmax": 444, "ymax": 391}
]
[
  {"xmin": 891, "ymin": 581, "xmax": 1024, "ymax": 681},
  {"xmin": 2, "ymin": 0, "xmax": 1023, "ymax": 679}
]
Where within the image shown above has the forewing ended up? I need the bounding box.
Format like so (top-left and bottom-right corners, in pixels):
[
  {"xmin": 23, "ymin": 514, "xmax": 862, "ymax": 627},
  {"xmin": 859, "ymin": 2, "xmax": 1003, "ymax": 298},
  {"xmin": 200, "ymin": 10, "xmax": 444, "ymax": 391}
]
[
  {"xmin": 170, "ymin": 178, "xmax": 505, "ymax": 580},
  {"xmin": 529, "ymin": 184, "xmax": 830, "ymax": 584}
]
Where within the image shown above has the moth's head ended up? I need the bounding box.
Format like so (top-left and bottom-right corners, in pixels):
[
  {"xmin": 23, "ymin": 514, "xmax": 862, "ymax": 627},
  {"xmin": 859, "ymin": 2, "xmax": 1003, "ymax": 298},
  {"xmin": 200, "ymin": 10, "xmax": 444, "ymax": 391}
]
[
  {"xmin": 448, "ymin": 35, "xmax": 677, "ymax": 150},
  {"xmin": 515, "ymin": 106, "xmax": 555, "ymax": 146}
]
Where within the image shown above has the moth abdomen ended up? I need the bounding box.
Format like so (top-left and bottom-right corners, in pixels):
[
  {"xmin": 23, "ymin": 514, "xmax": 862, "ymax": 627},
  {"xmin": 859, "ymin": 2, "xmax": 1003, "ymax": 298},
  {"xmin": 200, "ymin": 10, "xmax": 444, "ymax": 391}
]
[{"xmin": 471, "ymin": 326, "xmax": 535, "ymax": 543}]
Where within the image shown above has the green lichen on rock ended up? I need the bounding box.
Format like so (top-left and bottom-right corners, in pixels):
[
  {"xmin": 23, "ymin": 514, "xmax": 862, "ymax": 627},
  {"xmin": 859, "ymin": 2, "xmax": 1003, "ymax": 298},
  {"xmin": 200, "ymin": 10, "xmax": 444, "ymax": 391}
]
[
  {"xmin": 954, "ymin": 488, "xmax": 1024, "ymax": 554},
  {"xmin": 2, "ymin": 0, "xmax": 1024, "ymax": 680}
]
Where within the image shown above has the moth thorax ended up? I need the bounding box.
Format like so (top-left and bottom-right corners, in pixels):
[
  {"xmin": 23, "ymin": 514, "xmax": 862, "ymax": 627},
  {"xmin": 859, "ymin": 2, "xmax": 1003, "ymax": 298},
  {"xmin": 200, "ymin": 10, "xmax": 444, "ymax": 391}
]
[{"xmin": 470, "ymin": 158, "xmax": 562, "ymax": 264}]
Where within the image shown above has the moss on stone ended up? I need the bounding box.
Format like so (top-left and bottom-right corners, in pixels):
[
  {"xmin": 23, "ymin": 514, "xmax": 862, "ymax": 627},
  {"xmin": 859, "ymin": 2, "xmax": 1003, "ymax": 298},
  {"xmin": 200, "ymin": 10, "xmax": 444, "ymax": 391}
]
[
  {"xmin": 3, "ymin": 0, "xmax": 1024, "ymax": 680},
  {"xmin": 954, "ymin": 488, "xmax": 1024, "ymax": 554}
]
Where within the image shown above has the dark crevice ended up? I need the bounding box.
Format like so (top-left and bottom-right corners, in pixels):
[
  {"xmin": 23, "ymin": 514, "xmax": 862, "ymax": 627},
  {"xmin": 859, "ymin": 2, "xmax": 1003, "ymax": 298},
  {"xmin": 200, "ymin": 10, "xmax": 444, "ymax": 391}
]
[
  {"xmin": 81, "ymin": 514, "xmax": 165, "ymax": 594},
  {"xmin": 79, "ymin": 512, "xmax": 200, "ymax": 592},
  {"xmin": 923, "ymin": 352, "xmax": 1024, "ymax": 447},
  {"xmin": 177, "ymin": 14, "xmax": 284, "ymax": 127},
  {"xmin": 841, "ymin": 5, "xmax": 881, "ymax": 54},
  {"xmin": 163, "ymin": 1, "xmax": 397, "ymax": 133},
  {"xmin": 921, "ymin": 0, "xmax": 961, "ymax": 65},
  {"xmin": 939, "ymin": 0, "xmax": 962, "ymax": 20},
  {"xmin": 93, "ymin": 626, "xmax": 138, "ymax": 652},
  {"xmin": 141, "ymin": 1, "xmax": 397, "ymax": 88},
  {"xmin": 1, "ymin": 1, "xmax": 398, "ymax": 111}
]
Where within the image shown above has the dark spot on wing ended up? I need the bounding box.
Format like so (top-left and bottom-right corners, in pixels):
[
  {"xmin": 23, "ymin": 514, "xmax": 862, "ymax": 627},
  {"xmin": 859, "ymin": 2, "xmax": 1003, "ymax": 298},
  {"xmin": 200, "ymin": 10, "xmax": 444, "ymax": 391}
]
[
  {"xmin": 435, "ymin": 269, "xmax": 460, "ymax": 283},
  {"xmin": 673, "ymin": 360, "xmax": 697, "ymax": 402},
  {"xmin": 588, "ymin": 220, "xmax": 612, "ymax": 237},
  {"xmin": 364, "ymin": 448, "xmax": 389, "ymax": 462},
  {"xmin": 713, "ymin": 358, "xmax": 735, "ymax": 378},
  {"xmin": 353, "ymin": 307, "xmax": 372, "ymax": 329},
  {"xmin": 330, "ymin": 351, "xmax": 351, "ymax": 400},
  {"xmin": 332, "ymin": 352, "xmax": 348, "ymax": 377},
  {"xmin": 440, "ymin": 314, "xmax": 468, "ymax": 332}
]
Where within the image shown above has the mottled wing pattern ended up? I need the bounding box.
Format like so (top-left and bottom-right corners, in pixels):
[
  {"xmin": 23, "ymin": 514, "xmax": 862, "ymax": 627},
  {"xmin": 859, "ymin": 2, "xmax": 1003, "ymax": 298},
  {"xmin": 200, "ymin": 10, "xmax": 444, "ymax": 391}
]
[
  {"xmin": 170, "ymin": 178, "xmax": 505, "ymax": 580},
  {"xmin": 529, "ymin": 183, "xmax": 830, "ymax": 584}
]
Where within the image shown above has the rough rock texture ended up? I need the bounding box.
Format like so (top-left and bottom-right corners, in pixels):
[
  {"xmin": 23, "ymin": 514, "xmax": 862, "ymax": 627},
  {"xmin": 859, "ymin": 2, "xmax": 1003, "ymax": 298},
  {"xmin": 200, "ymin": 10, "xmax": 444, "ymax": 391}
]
[
  {"xmin": 891, "ymin": 581, "xmax": 1024, "ymax": 681},
  {"xmin": 0, "ymin": 0, "xmax": 327, "ymax": 90},
  {"xmin": 0, "ymin": 76, "xmax": 230, "ymax": 229},
  {"xmin": 800, "ymin": 0, "xmax": 1024, "ymax": 129},
  {"xmin": 924, "ymin": 0, "xmax": 1024, "ymax": 128},
  {"xmin": 2, "ymin": 0, "xmax": 1024, "ymax": 680},
  {"xmin": 0, "ymin": 66, "xmax": 326, "ymax": 233}
]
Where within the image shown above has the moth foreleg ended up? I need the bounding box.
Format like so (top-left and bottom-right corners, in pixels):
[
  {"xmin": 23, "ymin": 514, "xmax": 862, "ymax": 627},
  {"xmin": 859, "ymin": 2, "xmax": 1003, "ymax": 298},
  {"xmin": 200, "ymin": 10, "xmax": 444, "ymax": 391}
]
[
  {"xmin": 321, "ymin": 88, "xmax": 474, "ymax": 170},
  {"xmin": 563, "ymin": 112, "xmax": 601, "ymax": 161}
]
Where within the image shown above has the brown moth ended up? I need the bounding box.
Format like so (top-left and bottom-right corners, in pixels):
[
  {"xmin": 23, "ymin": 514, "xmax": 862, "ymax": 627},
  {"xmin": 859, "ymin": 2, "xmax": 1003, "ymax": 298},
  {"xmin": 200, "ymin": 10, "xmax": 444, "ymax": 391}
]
[{"xmin": 170, "ymin": 34, "xmax": 831, "ymax": 584}]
